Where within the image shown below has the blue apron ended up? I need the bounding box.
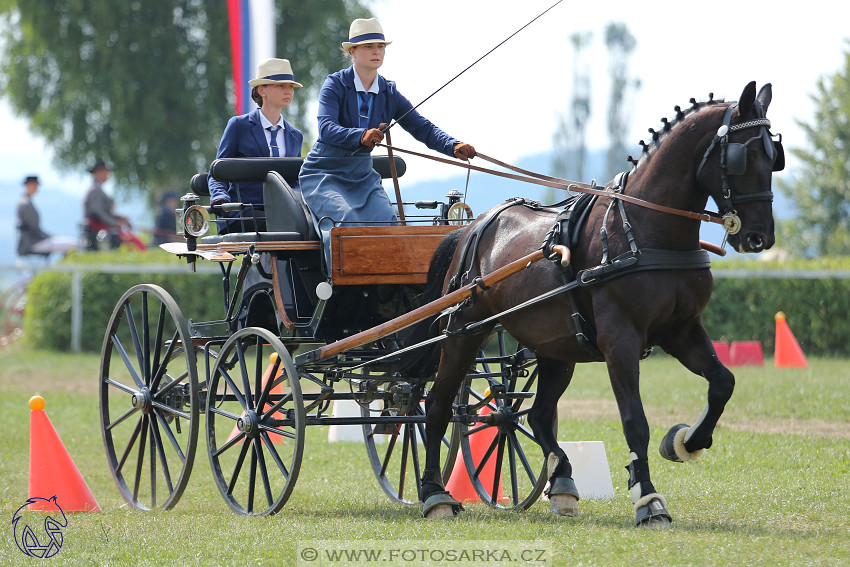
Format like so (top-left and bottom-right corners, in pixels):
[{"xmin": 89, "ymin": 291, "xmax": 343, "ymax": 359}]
[{"xmin": 299, "ymin": 142, "xmax": 399, "ymax": 273}]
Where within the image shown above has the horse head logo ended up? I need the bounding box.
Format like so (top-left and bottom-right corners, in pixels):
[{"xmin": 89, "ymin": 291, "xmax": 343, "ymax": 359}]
[{"xmin": 11, "ymin": 496, "xmax": 68, "ymax": 558}]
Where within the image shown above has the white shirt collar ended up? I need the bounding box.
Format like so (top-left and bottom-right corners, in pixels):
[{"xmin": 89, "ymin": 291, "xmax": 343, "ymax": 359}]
[
  {"xmin": 353, "ymin": 69, "xmax": 380, "ymax": 94},
  {"xmin": 258, "ymin": 110, "xmax": 284, "ymax": 131}
]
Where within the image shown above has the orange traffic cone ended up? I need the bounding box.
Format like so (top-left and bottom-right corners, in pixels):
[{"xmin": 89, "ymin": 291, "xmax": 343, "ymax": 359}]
[
  {"xmin": 445, "ymin": 404, "xmax": 506, "ymax": 503},
  {"xmin": 228, "ymin": 353, "xmax": 286, "ymax": 443},
  {"xmin": 775, "ymin": 312, "xmax": 808, "ymax": 368},
  {"xmin": 27, "ymin": 396, "xmax": 100, "ymax": 512}
]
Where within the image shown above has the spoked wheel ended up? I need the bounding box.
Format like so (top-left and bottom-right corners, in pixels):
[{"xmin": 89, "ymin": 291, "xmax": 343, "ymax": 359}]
[
  {"xmin": 362, "ymin": 384, "xmax": 458, "ymax": 505},
  {"xmin": 206, "ymin": 327, "xmax": 305, "ymax": 516},
  {"xmin": 457, "ymin": 328, "xmax": 547, "ymax": 510},
  {"xmin": 0, "ymin": 278, "xmax": 29, "ymax": 346},
  {"xmin": 99, "ymin": 284, "xmax": 199, "ymax": 511}
]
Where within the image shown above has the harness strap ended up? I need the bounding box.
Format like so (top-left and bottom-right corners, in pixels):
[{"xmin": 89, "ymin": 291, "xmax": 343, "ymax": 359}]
[{"xmin": 375, "ymin": 143, "xmax": 725, "ymax": 225}]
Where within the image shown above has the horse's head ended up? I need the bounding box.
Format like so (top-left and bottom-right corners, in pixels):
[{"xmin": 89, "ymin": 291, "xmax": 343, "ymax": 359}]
[{"xmin": 696, "ymin": 82, "xmax": 784, "ymax": 253}]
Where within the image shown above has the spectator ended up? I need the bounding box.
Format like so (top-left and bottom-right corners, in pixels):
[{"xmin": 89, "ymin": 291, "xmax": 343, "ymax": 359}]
[
  {"xmin": 82, "ymin": 160, "xmax": 144, "ymax": 250},
  {"xmin": 151, "ymin": 191, "xmax": 181, "ymax": 246},
  {"xmin": 16, "ymin": 175, "xmax": 76, "ymax": 259}
]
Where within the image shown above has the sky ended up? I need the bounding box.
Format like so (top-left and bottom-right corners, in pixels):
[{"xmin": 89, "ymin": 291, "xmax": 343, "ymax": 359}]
[{"xmin": 1, "ymin": 0, "xmax": 848, "ymax": 256}]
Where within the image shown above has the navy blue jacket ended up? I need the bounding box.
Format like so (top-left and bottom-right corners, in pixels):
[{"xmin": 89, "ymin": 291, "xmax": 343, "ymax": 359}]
[
  {"xmin": 316, "ymin": 66, "xmax": 457, "ymax": 156},
  {"xmin": 208, "ymin": 108, "xmax": 303, "ymax": 205}
]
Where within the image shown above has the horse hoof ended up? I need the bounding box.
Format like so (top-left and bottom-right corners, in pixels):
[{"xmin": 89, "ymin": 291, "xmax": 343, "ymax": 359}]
[
  {"xmin": 549, "ymin": 494, "xmax": 579, "ymax": 517},
  {"xmin": 422, "ymin": 492, "xmax": 463, "ymax": 519},
  {"xmin": 639, "ymin": 515, "xmax": 672, "ymax": 529},
  {"xmin": 660, "ymin": 423, "xmax": 704, "ymax": 462},
  {"xmin": 635, "ymin": 496, "xmax": 672, "ymax": 528},
  {"xmin": 425, "ymin": 504, "xmax": 457, "ymax": 519}
]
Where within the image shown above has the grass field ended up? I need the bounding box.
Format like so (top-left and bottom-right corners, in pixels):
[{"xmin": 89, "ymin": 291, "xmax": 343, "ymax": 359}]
[{"xmin": 0, "ymin": 345, "xmax": 847, "ymax": 566}]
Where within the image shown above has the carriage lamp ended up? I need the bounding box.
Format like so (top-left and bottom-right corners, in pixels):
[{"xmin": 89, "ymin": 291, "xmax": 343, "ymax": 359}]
[{"xmin": 443, "ymin": 189, "xmax": 473, "ymax": 225}]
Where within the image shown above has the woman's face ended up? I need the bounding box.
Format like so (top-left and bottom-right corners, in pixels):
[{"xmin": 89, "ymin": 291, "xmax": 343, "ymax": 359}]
[
  {"xmin": 350, "ymin": 43, "xmax": 386, "ymax": 71},
  {"xmin": 259, "ymin": 83, "xmax": 295, "ymax": 109}
]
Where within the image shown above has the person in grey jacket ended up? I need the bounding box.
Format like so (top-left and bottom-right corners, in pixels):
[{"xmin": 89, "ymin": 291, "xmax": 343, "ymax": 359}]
[{"xmin": 16, "ymin": 175, "xmax": 75, "ymax": 258}]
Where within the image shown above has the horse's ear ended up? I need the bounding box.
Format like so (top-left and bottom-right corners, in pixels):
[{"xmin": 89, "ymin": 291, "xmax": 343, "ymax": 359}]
[
  {"xmin": 756, "ymin": 83, "xmax": 773, "ymax": 113},
  {"xmin": 736, "ymin": 81, "xmax": 757, "ymax": 115}
]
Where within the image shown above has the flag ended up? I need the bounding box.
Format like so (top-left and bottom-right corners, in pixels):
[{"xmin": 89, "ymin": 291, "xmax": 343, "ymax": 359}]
[{"xmin": 227, "ymin": 0, "xmax": 276, "ymax": 115}]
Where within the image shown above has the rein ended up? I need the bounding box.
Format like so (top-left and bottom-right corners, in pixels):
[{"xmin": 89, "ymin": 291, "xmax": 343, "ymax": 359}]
[{"xmin": 375, "ymin": 143, "xmax": 725, "ymax": 226}]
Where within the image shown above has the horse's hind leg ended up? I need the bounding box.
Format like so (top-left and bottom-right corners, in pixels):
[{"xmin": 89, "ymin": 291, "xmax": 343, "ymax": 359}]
[
  {"xmin": 528, "ymin": 357, "xmax": 580, "ymax": 516},
  {"xmin": 659, "ymin": 321, "xmax": 735, "ymax": 461},
  {"xmin": 420, "ymin": 332, "xmax": 489, "ymax": 518}
]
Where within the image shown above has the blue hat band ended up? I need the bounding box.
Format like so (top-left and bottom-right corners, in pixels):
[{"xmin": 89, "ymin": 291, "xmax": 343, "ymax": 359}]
[
  {"xmin": 348, "ymin": 32, "xmax": 385, "ymax": 44},
  {"xmin": 262, "ymin": 74, "xmax": 295, "ymax": 82}
]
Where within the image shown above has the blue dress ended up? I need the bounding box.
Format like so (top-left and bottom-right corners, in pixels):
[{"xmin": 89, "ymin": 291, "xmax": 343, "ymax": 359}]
[{"xmin": 299, "ymin": 66, "xmax": 460, "ymax": 271}]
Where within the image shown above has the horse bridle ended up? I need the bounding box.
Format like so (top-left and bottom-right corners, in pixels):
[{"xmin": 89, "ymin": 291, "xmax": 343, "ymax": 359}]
[{"xmin": 696, "ymin": 103, "xmax": 785, "ymax": 234}]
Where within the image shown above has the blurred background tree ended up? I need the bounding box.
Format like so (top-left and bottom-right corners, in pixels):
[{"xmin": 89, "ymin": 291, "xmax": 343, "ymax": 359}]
[
  {"xmin": 0, "ymin": 0, "xmax": 370, "ymax": 200},
  {"xmin": 603, "ymin": 22, "xmax": 640, "ymax": 180},
  {"xmin": 776, "ymin": 45, "xmax": 850, "ymax": 257}
]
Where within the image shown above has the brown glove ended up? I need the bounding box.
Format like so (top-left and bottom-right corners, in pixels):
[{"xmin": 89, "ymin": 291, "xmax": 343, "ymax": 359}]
[
  {"xmin": 453, "ymin": 142, "xmax": 476, "ymax": 161},
  {"xmin": 360, "ymin": 128, "xmax": 384, "ymax": 147}
]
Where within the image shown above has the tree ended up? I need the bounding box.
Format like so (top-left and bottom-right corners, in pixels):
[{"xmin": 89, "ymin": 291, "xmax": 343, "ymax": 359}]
[
  {"xmin": 603, "ymin": 22, "xmax": 639, "ymax": 180},
  {"xmin": 552, "ymin": 32, "xmax": 592, "ymax": 184},
  {"xmin": 0, "ymin": 0, "xmax": 370, "ymax": 199},
  {"xmin": 776, "ymin": 46, "xmax": 850, "ymax": 257}
]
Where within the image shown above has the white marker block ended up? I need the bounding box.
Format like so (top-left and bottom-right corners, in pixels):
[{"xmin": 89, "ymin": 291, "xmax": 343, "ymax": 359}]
[{"xmin": 557, "ymin": 441, "xmax": 615, "ymax": 499}]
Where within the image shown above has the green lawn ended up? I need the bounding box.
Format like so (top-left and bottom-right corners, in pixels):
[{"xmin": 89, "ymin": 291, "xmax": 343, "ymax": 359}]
[{"xmin": 0, "ymin": 346, "xmax": 847, "ymax": 566}]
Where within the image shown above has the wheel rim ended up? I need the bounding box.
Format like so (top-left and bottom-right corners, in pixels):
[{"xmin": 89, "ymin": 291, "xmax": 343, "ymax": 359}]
[
  {"xmin": 206, "ymin": 327, "xmax": 304, "ymax": 516},
  {"xmin": 362, "ymin": 386, "xmax": 458, "ymax": 505},
  {"xmin": 99, "ymin": 284, "xmax": 199, "ymax": 511},
  {"xmin": 458, "ymin": 329, "xmax": 547, "ymax": 510}
]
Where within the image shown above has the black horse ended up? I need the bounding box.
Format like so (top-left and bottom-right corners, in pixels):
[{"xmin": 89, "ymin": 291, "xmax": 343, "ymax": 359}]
[{"xmin": 417, "ymin": 82, "xmax": 783, "ymax": 526}]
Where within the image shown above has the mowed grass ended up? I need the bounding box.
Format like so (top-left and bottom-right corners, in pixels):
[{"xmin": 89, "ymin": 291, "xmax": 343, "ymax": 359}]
[{"xmin": 0, "ymin": 346, "xmax": 847, "ymax": 566}]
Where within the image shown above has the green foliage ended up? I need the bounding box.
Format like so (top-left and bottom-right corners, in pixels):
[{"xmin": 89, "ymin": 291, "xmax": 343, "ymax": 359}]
[
  {"xmin": 776, "ymin": 44, "xmax": 850, "ymax": 257},
  {"xmin": 703, "ymin": 275, "xmax": 850, "ymax": 357},
  {"xmin": 603, "ymin": 22, "xmax": 640, "ymax": 179},
  {"xmin": 0, "ymin": 0, "xmax": 371, "ymax": 200},
  {"xmin": 23, "ymin": 249, "xmax": 223, "ymax": 352}
]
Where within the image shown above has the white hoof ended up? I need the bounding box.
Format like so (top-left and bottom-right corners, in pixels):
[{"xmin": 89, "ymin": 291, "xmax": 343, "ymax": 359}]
[
  {"xmin": 424, "ymin": 503, "xmax": 456, "ymax": 519},
  {"xmin": 549, "ymin": 493, "xmax": 579, "ymax": 517}
]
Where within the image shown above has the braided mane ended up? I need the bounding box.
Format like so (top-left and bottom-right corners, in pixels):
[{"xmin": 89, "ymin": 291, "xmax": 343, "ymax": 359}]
[{"xmin": 627, "ymin": 94, "xmax": 727, "ymax": 171}]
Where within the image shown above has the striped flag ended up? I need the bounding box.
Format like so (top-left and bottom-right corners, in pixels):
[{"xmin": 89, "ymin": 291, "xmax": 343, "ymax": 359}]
[{"xmin": 227, "ymin": 0, "xmax": 276, "ymax": 115}]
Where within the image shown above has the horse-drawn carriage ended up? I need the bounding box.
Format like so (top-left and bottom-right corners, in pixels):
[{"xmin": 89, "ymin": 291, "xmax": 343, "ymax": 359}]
[
  {"xmin": 99, "ymin": 152, "xmax": 544, "ymax": 516},
  {"xmin": 99, "ymin": 82, "xmax": 784, "ymax": 526}
]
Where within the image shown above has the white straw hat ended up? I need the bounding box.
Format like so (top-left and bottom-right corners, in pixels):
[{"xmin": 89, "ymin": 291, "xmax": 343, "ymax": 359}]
[
  {"xmin": 341, "ymin": 18, "xmax": 392, "ymax": 50},
  {"xmin": 248, "ymin": 58, "xmax": 303, "ymax": 88}
]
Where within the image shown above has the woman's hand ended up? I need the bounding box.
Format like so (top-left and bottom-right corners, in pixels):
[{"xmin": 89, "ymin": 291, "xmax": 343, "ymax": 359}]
[
  {"xmin": 360, "ymin": 128, "xmax": 384, "ymax": 147},
  {"xmin": 453, "ymin": 142, "xmax": 476, "ymax": 161}
]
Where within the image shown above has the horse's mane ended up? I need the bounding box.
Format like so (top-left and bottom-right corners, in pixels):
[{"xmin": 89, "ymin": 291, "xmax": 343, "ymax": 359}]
[{"xmin": 628, "ymin": 94, "xmax": 728, "ymax": 172}]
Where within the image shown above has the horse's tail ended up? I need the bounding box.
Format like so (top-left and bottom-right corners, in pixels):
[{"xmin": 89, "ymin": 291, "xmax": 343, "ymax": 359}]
[{"xmin": 394, "ymin": 228, "xmax": 464, "ymax": 377}]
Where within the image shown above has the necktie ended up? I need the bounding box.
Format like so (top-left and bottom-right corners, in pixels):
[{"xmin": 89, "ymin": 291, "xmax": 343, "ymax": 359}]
[
  {"xmin": 269, "ymin": 126, "xmax": 280, "ymax": 157},
  {"xmin": 358, "ymin": 92, "xmax": 372, "ymax": 129}
]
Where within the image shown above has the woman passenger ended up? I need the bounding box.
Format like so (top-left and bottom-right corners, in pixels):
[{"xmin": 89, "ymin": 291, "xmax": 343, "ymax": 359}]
[{"xmin": 209, "ymin": 58, "xmax": 304, "ymax": 234}]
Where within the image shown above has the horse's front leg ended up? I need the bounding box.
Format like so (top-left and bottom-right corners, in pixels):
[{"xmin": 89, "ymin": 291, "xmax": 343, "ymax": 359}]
[
  {"xmin": 601, "ymin": 334, "xmax": 673, "ymax": 528},
  {"xmin": 659, "ymin": 320, "xmax": 735, "ymax": 462},
  {"xmin": 420, "ymin": 333, "xmax": 488, "ymax": 518}
]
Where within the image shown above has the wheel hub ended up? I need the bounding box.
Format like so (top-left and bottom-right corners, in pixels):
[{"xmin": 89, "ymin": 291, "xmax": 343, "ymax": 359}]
[
  {"xmin": 131, "ymin": 387, "xmax": 152, "ymax": 412},
  {"xmin": 236, "ymin": 410, "xmax": 259, "ymax": 437}
]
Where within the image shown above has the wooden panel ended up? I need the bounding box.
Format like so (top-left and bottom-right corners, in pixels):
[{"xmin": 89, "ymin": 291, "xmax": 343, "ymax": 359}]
[{"xmin": 331, "ymin": 225, "xmax": 457, "ymax": 285}]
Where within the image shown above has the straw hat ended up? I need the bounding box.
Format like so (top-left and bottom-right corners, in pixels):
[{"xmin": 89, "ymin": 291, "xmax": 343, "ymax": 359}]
[
  {"xmin": 341, "ymin": 18, "xmax": 392, "ymax": 50},
  {"xmin": 248, "ymin": 58, "xmax": 303, "ymax": 88}
]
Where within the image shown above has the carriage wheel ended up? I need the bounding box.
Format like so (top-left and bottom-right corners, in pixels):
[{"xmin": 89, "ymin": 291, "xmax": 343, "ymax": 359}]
[
  {"xmin": 206, "ymin": 327, "xmax": 305, "ymax": 516},
  {"xmin": 457, "ymin": 328, "xmax": 547, "ymax": 510},
  {"xmin": 0, "ymin": 278, "xmax": 29, "ymax": 345},
  {"xmin": 362, "ymin": 386, "xmax": 458, "ymax": 505},
  {"xmin": 99, "ymin": 284, "xmax": 199, "ymax": 511}
]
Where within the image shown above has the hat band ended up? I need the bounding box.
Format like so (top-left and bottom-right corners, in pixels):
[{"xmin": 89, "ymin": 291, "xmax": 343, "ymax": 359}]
[
  {"xmin": 261, "ymin": 73, "xmax": 295, "ymax": 82},
  {"xmin": 348, "ymin": 32, "xmax": 385, "ymax": 44}
]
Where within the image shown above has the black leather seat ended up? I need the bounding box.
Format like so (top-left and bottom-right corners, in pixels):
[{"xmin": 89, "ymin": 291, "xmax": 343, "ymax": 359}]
[{"xmin": 262, "ymin": 171, "xmax": 317, "ymax": 240}]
